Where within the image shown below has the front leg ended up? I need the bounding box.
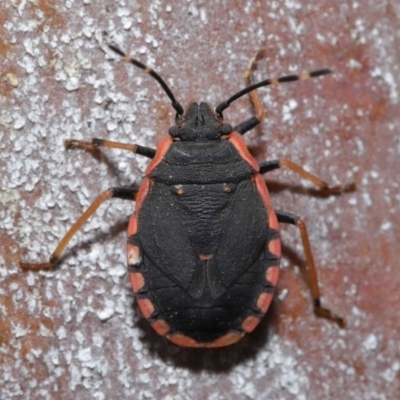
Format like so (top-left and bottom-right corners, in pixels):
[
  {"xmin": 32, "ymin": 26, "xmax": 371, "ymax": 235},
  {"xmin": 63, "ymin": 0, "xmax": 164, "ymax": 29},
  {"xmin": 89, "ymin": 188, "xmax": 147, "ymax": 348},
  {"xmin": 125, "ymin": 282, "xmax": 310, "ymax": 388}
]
[{"xmin": 65, "ymin": 138, "xmax": 156, "ymax": 159}]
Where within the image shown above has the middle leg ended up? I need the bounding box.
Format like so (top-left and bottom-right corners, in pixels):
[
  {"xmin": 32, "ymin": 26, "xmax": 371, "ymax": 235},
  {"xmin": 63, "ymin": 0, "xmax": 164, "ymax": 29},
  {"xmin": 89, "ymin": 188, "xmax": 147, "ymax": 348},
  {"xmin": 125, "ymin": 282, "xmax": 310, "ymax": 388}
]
[{"xmin": 260, "ymin": 159, "xmax": 354, "ymax": 193}]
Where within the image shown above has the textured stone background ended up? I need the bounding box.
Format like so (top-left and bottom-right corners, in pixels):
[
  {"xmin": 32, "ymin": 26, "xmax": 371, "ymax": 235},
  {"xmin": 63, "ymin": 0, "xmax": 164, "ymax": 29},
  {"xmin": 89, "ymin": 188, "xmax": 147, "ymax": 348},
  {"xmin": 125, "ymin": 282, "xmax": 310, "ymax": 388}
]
[{"xmin": 1, "ymin": 1, "xmax": 399, "ymax": 399}]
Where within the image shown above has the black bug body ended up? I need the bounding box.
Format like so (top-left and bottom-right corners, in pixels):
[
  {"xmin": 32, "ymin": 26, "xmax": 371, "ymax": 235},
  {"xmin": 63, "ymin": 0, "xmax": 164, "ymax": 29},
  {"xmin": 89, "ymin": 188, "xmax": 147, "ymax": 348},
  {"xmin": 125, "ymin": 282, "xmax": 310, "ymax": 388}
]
[
  {"xmin": 127, "ymin": 103, "xmax": 280, "ymax": 346},
  {"xmin": 21, "ymin": 46, "xmax": 347, "ymax": 347}
]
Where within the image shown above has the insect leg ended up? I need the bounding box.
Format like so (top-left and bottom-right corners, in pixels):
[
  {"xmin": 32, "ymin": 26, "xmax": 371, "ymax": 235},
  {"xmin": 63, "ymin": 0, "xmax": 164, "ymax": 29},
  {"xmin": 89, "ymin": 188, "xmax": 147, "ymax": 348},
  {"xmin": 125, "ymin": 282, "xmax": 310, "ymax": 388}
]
[
  {"xmin": 20, "ymin": 187, "xmax": 138, "ymax": 271},
  {"xmin": 65, "ymin": 138, "xmax": 156, "ymax": 159},
  {"xmin": 233, "ymin": 49, "xmax": 266, "ymax": 135},
  {"xmin": 275, "ymin": 209, "xmax": 345, "ymax": 328},
  {"xmin": 259, "ymin": 159, "xmax": 354, "ymax": 193}
]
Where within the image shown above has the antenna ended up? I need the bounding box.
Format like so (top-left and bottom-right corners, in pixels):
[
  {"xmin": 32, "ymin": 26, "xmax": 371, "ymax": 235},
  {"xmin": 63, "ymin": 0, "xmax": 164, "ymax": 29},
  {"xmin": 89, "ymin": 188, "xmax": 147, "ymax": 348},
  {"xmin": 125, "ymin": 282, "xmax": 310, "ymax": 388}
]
[
  {"xmin": 215, "ymin": 69, "xmax": 332, "ymax": 116},
  {"xmin": 108, "ymin": 45, "xmax": 184, "ymax": 116}
]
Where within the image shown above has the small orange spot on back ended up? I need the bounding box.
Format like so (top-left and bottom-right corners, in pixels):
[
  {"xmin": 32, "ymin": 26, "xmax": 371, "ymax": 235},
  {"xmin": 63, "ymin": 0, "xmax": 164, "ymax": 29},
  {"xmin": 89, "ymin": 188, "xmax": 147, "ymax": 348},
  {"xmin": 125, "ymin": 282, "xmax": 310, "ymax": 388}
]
[
  {"xmin": 256, "ymin": 292, "xmax": 274, "ymax": 314},
  {"xmin": 268, "ymin": 238, "xmax": 281, "ymax": 259},
  {"xmin": 241, "ymin": 315, "xmax": 261, "ymax": 333},
  {"xmin": 266, "ymin": 266, "xmax": 280, "ymax": 286},
  {"xmin": 168, "ymin": 331, "xmax": 244, "ymax": 348},
  {"xmin": 199, "ymin": 254, "xmax": 214, "ymax": 261},
  {"xmin": 223, "ymin": 186, "xmax": 231, "ymax": 193},
  {"xmin": 129, "ymin": 272, "xmax": 145, "ymax": 293},
  {"xmin": 206, "ymin": 331, "xmax": 244, "ymax": 347},
  {"xmin": 127, "ymin": 244, "xmax": 141, "ymax": 266},
  {"xmin": 168, "ymin": 334, "xmax": 199, "ymax": 347},
  {"xmin": 151, "ymin": 319, "xmax": 170, "ymax": 336},
  {"xmin": 137, "ymin": 298, "xmax": 155, "ymax": 319}
]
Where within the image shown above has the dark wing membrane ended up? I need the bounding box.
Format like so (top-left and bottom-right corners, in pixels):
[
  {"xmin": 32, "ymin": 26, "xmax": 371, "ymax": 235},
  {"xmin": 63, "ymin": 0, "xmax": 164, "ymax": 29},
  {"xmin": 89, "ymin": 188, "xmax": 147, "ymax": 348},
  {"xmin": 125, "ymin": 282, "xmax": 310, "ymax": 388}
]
[
  {"xmin": 137, "ymin": 182, "xmax": 199, "ymax": 292},
  {"xmin": 207, "ymin": 179, "xmax": 269, "ymax": 298}
]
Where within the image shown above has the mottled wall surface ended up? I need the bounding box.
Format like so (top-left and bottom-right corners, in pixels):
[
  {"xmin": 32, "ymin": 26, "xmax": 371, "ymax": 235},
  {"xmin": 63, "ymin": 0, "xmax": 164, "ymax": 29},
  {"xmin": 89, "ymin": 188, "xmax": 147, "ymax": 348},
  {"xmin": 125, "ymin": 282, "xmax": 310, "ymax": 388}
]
[{"xmin": 1, "ymin": 1, "xmax": 399, "ymax": 399}]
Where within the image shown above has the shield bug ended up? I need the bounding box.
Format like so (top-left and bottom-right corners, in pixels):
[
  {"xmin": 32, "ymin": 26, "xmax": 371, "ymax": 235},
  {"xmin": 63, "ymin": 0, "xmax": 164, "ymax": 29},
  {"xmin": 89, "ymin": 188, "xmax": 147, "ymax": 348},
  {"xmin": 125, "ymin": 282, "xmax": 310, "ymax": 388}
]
[{"xmin": 20, "ymin": 46, "xmax": 352, "ymax": 347}]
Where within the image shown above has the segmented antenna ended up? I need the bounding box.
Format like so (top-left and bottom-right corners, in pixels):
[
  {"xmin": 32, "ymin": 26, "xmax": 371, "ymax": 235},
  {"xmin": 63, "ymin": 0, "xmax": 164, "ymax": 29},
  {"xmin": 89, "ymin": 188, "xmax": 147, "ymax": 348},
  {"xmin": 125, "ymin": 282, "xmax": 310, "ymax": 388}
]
[
  {"xmin": 215, "ymin": 69, "xmax": 332, "ymax": 116},
  {"xmin": 108, "ymin": 45, "xmax": 184, "ymax": 116}
]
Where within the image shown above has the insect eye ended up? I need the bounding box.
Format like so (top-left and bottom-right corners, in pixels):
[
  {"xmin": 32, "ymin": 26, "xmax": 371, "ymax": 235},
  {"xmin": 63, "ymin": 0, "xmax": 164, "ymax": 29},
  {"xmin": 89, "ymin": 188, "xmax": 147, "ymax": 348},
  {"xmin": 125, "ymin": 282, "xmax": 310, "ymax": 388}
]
[{"xmin": 169, "ymin": 126, "xmax": 180, "ymax": 138}]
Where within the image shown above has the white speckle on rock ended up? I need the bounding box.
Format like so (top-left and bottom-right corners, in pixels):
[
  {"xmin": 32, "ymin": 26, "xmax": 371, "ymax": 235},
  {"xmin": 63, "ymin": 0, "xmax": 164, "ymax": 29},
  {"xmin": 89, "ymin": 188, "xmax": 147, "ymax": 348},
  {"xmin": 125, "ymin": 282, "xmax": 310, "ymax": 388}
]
[
  {"xmin": 348, "ymin": 59, "xmax": 363, "ymax": 69},
  {"xmin": 383, "ymin": 71, "xmax": 399, "ymax": 103},
  {"xmin": 200, "ymin": 8, "xmax": 208, "ymax": 24},
  {"xmin": 278, "ymin": 288, "xmax": 288, "ymax": 301},
  {"xmin": 282, "ymin": 99, "xmax": 298, "ymax": 123},
  {"xmin": 26, "ymin": 272, "xmax": 36, "ymax": 286},
  {"xmin": 348, "ymin": 197, "xmax": 357, "ymax": 205},
  {"xmin": 122, "ymin": 17, "xmax": 134, "ymax": 30},
  {"xmin": 40, "ymin": 323, "xmax": 54, "ymax": 338},
  {"xmin": 362, "ymin": 192, "xmax": 372, "ymax": 207},
  {"xmin": 13, "ymin": 114, "xmax": 26, "ymax": 130},
  {"xmin": 70, "ymin": 364, "xmax": 81, "ymax": 391},
  {"xmin": 65, "ymin": 77, "xmax": 80, "ymax": 91},
  {"xmin": 106, "ymin": 120, "xmax": 118, "ymax": 132},
  {"xmin": 370, "ymin": 170, "xmax": 379, "ymax": 179},
  {"xmin": 5, "ymin": 72, "xmax": 19, "ymax": 87},
  {"xmin": 97, "ymin": 304, "xmax": 115, "ymax": 321},
  {"xmin": 78, "ymin": 347, "xmax": 92, "ymax": 363},
  {"xmin": 380, "ymin": 221, "xmax": 392, "ymax": 232},
  {"xmin": 381, "ymin": 361, "xmax": 400, "ymax": 383},
  {"xmin": 12, "ymin": 323, "xmax": 28, "ymax": 339},
  {"xmin": 56, "ymin": 326, "xmax": 67, "ymax": 340},
  {"xmin": 363, "ymin": 334, "xmax": 378, "ymax": 351}
]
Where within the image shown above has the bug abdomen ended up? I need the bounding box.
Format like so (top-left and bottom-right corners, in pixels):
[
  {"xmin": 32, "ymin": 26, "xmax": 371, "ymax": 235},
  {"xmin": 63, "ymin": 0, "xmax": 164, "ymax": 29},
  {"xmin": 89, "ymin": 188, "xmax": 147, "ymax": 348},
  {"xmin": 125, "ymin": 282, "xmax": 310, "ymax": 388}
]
[
  {"xmin": 139, "ymin": 248, "xmax": 275, "ymax": 345},
  {"xmin": 127, "ymin": 177, "xmax": 281, "ymax": 347}
]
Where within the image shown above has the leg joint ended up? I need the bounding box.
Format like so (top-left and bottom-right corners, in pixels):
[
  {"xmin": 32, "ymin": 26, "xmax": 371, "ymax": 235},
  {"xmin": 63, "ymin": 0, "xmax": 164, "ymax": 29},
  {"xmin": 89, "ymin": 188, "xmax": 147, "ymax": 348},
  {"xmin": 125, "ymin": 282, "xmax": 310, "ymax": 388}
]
[
  {"xmin": 275, "ymin": 210, "xmax": 300, "ymax": 225},
  {"xmin": 110, "ymin": 187, "xmax": 138, "ymax": 201}
]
